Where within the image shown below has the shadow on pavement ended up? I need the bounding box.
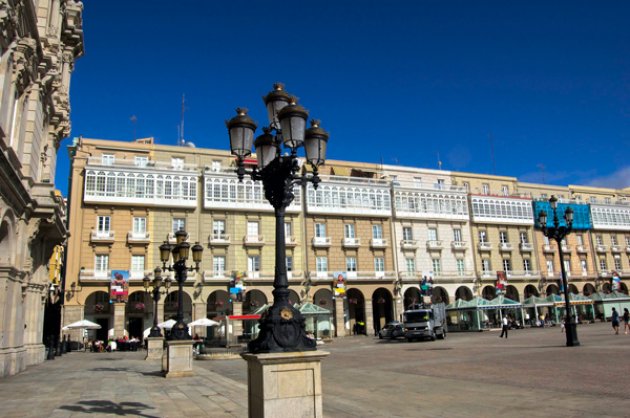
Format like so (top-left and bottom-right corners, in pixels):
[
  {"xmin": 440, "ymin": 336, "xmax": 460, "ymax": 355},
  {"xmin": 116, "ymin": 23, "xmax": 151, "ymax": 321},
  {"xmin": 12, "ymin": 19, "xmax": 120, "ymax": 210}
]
[
  {"xmin": 88, "ymin": 367, "xmax": 131, "ymax": 372},
  {"xmin": 59, "ymin": 400, "xmax": 158, "ymax": 417}
]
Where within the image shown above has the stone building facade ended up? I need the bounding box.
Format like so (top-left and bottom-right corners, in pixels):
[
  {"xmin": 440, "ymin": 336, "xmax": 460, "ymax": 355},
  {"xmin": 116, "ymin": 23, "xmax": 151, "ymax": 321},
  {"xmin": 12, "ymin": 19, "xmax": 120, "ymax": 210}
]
[
  {"xmin": 63, "ymin": 137, "xmax": 630, "ymax": 342},
  {"xmin": 0, "ymin": 0, "xmax": 83, "ymax": 376}
]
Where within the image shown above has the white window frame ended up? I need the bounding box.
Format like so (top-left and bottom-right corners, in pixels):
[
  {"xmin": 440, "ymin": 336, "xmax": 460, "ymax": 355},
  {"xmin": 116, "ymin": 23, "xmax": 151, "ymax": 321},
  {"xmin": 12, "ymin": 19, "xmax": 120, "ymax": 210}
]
[
  {"xmin": 523, "ymin": 259, "xmax": 531, "ymax": 275},
  {"xmin": 101, "ymin": 153, "xmax": 115, "ymax": 166},
  {"xmin": 134, "ymin": 156, "xmax": 148, "ymax": 167},
  {"xmin": 247, "ymin": 221, "xmax": 259, "ymax": 238},
  {"xmin": 453, "ymin": 228, "xmax": 462, "ymax": 242},
  {"xmin": 481, "ymin": 259, "xmax": 491, "ymax": 274},
  {"xmin": 547, "ymin": 260, "xmax": 554, "ymax": 276},
  {"xmin": 172, "ymin": 218, "xmax": 186, "ymax": 233},
  {"xmin": 402, "ymin": 226, "xmax": 413, "ymax": 241},
  {"xmin": 97, "ymin": 216, "xmax": 111, "ymax": 236},
  {"xmin": 374, "ymin": 257, "xmax": 385, "ymax": 272},
  {"xmin": 213, "ymin": 219, "xmax": 226, "ymax": 238},
  {"xmin": 95, "ymin": 255, "xmax": 109, "ymax": 277},
  {"xmin": 346, "ymin": 257, "xmax": 357, "ymax": 272},
  {"xmin": 428, "ymin": 228, "xmax": 438, "ymax": 241},
  {"xmin": 344, "ymin": 224, "xmax": 356, "ymax": 239},
  {"xmin": 405, "ymin": 257, "xmax": 416, "ymax": 273},
  {"xmin": 372, "ymin": 224, "xmax": 383, "ymax": 240},
  {"xmin": 456, "ymin": 259, "xmax": 465, "ymax": 276},
  {"xmin": 314, "ymin": 223, "xmax": 327, "ymax": 238},
  {"xmin": 247, "ymin": 255, "xmax": 260, "ymax": 278},
  {"xmin": 432, "ymin": 258, "xmax": 442, "ymax": 275},
  {"xmin": 213, "ymin": 256, "xmax": 226, "ymax": 277}
]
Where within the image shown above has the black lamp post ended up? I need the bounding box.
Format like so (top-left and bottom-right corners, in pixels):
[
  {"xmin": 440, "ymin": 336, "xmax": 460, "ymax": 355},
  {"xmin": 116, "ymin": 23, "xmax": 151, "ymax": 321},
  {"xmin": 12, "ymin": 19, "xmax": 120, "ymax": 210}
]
[
  {"xmin": 226, "ymin": 83, "xmax": 329, "ymax": 353},
  {"xmin": 538, "ymin": 195, "xmax": 579, "ymax": 347},
  {"xmin": 159, "ymin": 230, "xmax": 203, "ymax": 340},
  {"xmin": 143, "ymin": 267, "xmax": 172, "ymax": 338}
]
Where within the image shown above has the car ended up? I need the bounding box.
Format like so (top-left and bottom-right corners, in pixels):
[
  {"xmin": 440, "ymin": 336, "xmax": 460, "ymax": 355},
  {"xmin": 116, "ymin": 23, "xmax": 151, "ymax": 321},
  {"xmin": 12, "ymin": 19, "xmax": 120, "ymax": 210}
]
[{"xmin": 378, "ymin": 321, "xmax": 405, "ymax": 339}]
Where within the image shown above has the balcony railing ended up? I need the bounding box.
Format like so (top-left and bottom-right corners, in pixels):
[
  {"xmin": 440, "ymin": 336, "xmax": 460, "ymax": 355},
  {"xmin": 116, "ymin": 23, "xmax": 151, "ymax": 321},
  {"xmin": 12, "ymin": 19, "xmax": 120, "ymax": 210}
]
[
  {"xmin": 80, "ymin": 269, "xmax": 110, "ymax": 281},
  {"xmin": 400, "ymin": 240, "xmax": 418, "ymax": 250},
  {"xmin": 91, "ymin": 230, "xmax": 115, "ymax": 243},
  {"xmin": 370, "ymin": 238, "xmax": 388, "ymax": 248},
  {"xmin": 202, "ymin": 270, "xmax": 229, "ymax": 281},
  {"xmin": 505, "ymin": 270, "xmax": 540, "ymax": 278},
  {"xmin": 167, "ymin": 232, "xmax": 191, "ymax": 244},
  {"xmin": 426, "ymin": 240, "xmax": 442, "ymax": 250},
  {"xmin": 399, "ymin": 271, "xmax": 419, "ymax": 280},
  {"xmin": 596, "ymin": 245, "xmax": 608, "ymax": 253},
  {"xmin": 576, "ymin": 245, "xmax": 588, "ymax": 254},
  {"xmin": 285, "ymin": 236, "xmax": 298, "ymax": 247},
  {"xmin": 342, "ymin": 238, "xmax": 361, "ymax": 248},
  {"xmin": 519, "ymin": 243, "xmax": 533, "ymax": 252},
  {"xmin": 451, "ymin": 241, "xmax": 467, "ymax": 251},
  {"xmin": 599, "ymin": 270, "xmax": 610, "ymax": 277},
  {"xmin": 243, "ymin": 235, "xmax": 265, "ymax": 246},
  {"xmin": 543, "ymin": 244, "xmax": 555, "ymax": 253},
  {"xmin": 611, "ymin": 245, "xmax": 622, "ymax": 253},
  {"xmin": 477, "ymin": 242, "xmax": 492, "ymax": 251},
  {"xmin": 127, "ymin": 231, "xmax": 150, "ymax": 244},
  {"xmin": 208, "ymin": 234, "xmax": 230, "ymax": 246},
  {"xmin": 499, "ymin": 243, "xmax": 513, "ymax": 251},
  {"xmin": 561, "ymin": 245, "xmax": 571, "ymax": 253},
  {"xmin": 312, "ymin": 237, "xmax": 331, "ymax": 247},
  {"xmin": 626, "ymin": 246, "xmax": 630, "ymax": 254},
  {"xmin": 87, "ymin": 156, "xmax": 198, "ymax": 172}
]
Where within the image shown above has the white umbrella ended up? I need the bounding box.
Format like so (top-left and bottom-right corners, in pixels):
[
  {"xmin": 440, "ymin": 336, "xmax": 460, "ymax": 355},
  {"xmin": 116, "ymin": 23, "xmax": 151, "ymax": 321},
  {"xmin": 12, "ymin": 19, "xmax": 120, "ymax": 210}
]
[
  {"xmin": 62, "ymin": 319, "xmax": 101, "ymax": 330},
  {"xmin": 188, "ymin": 318, "xmax": 220, "ymax": 327},
  {"xmin": 157, "ymin": 319, "xmax": 177, "ymax": 329}
]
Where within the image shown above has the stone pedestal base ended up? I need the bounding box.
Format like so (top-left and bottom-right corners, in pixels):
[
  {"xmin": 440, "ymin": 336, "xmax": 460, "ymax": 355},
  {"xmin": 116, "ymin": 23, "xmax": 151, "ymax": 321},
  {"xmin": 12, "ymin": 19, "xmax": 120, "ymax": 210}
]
[
  {"xmin": 164, "ymin": 340, "xmax": 193, "ymax": 378},
  {"xmin": 241, "ymin": 351, "xmax": 329, "ymax": 418},
  {"xmin": 145, "ymin": 337, "xmax": 164, "ymax": 361}
]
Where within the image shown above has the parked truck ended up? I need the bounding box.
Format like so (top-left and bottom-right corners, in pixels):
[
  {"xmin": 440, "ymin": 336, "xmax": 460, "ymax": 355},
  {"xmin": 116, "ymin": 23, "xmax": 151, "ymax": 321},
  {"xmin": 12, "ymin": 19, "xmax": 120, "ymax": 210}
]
[{"xmin": 403, "ymin": 303, "xmax": 447, "ymax": 342}]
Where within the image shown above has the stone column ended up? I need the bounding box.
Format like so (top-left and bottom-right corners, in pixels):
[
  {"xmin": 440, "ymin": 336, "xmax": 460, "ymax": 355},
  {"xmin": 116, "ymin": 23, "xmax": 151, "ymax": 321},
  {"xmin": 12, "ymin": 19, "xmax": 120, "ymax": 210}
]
[
  {"xmin": 241, "ymin": 351, "xmax": 329, "ymax": 418},
  {"xmin": 165, "ymin": 340, "xmax": 193, "ymax": 378},
  {"xmin": 145, "ymin": 336, "xmax": 164, "ymax": 361},
  {"xmin": 113, "ymin": 302, "xmax": 126, "ymax": 338},
  {"xmin": 192, "ymin": 302, "xmax": 207, "ymax": 338},
  {"xmin": 364, "ymin": 299, "xmax": 374, "ymax": 337},
  {"xmin": 62, "ymin": 304, "xmax": 83, "ymax": 344},
  {"xmin": 334, "ymin": 297, "xmax": 346, "ymax": 337},
  {"xmin": 232, "ymin": 301, "xmax": 243, "ymax": 345}
]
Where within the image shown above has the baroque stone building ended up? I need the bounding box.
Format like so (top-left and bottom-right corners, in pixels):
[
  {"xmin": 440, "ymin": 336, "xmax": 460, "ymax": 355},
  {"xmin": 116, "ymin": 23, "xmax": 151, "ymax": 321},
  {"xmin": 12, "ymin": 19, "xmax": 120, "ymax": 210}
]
[
  {"xmin": 63, "ymin": 137, "xmax": 630, "ymax": 343},
  {"xmin": 0, "ymin": 0, "xmax": 83, "ymax": 376}
]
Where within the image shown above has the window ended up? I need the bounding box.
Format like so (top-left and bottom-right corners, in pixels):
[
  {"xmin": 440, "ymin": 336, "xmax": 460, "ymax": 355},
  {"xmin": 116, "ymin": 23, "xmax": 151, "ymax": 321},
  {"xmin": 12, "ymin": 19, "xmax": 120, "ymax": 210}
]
[
  {"xmin": 589, "ymin": 196, "xmax": 597, "ymax": 204},
  {"xmin": 171, "ymin": 157, "xmax": 184, "ymax": 169},
  {"xmin": 374, "ymin": 257, "xmax": 385, "ymax": 272},
  {"xmin": 436, "ymin": 179, "xmax": 445, "ymax": 190},
  {"xmin": 247, "ymin": 221, "xmax": 259, "ymax": 238},
  {"xmin": 543, "ymin": 236, "xmax": 550, "ymax": 246},
  {"xmin": 402, "ymin": 226, "xmax": 413, "ymax": 241},
  {"xmin": 501, "ymin": 185, "xmax": 509, "ymax": 196},
  {"xmin": 599, "ymin": 258, "xmax": 607, "ymax": 271},
  {"xmin": 131, "ymin": 255, "xmax": 145, "ymax": 277},
  {"xmin": 247, "ymin": 255, "xmax": 260, "ymax": 276},
  {"xmin": 97, "ymin": 216, "xmax": 111, "ymax": 236},
  {"xmin": 519, "ymin": 232, "xmax": 528, "ymax": 244},
  {"xmin": 563, "ymin": 259, "xmax": 571, "ymax": 276},
  {"xmin": 614, "ymin": 256, "xmax": 622, "ymax": 271},
  {"xmin": 134, "ymin": 156, "xmax": 148, "ymax": 167},
  {"xmin": 406, "ymin": 257, "xmax": 416, "ymax": 273},
  {"xmin": 463, "ymin": 182, "xmax": 470, "ymax": 192},
  {"xmin": 213, "ymin": 256, "xmax": 226, "ymax": 277},
  {"xmin": 479, "ymin": 230, "xmax": 487, "ymax": 243},
  {"xmin": 546, "ymin": 260, "xmax": 554, "ymax": 275},
  {"xmin": 453, "ymin": 228, "xmax": 462, "ymax": 242},
  {"xmin": 482, "ymin": 183, "xmax": 490, "ymax": 195},
  {"xmin": 132, "ymin": 217, "xmax": 146, "ymax": 237},
  {"xmin": 101, "ymin": 154, "xmax": 115, "ymax": 166},
  {"xmin": 172, "ymin": 218, "xmax": 185, "ymax": 233},
  {"xmin": 499, "ymin": 231, "xmax": 508, "ymax": 244},
  {"xmin": 413, "ymin": 177, "xmax": 422, "ymax": 188},
  {"xmin": 581, "ymin": 259, "xmax": 588, "ymax": 275},
  {"xmin": 523, "ymin": 259, "xmax": 531, "ymax": 274},
  {"xmin": 284, "ymin": 222, "xmax": 292, "ymax": 239},
  {"xmin": 626, "ymin": 235, "xmax": 630, "ymax": 246},
  {"xmin": 596, "ymin": 235, "xmax": 603, "ymax": 245},
  {"xmin": 432, "ymin": 258, "xmax": 442, "ymax": 275},
  {"xmin": 456, "ymin": 259, "xmax": 465, "ymax": 276},
  {"xmin": 211, "ymin": 160, "xmax": 221, "ymax": 172},
  {"xmin": 316, "ymin": 257, "xmax": 328, "ymax": 272},
  {"xmin": 481, "ymin": 259, "xmax": 491, "ymax": 274},
  {"xmin": 611, "ymin": 235, "xmax": 618, "ymax": 246},
  {"xmin": 213, "ymin": 220, "xmax": 226, "ymax": 238},
  {"xmin": 428, "ymin": 228, "xmax": 438, "ymax": 241},
  {"xmin": 286, "ymin": 256, "xmax": 293, "ymax": 272},
  {"xmin": 576, "ymin": 234, "xmax": 584, "ymax": 246},
  {"xmin": 372, "ymin": 224, "xmax": 383, "ymax": 240},
  {"xmin": 502, "ymin": 259, "xmax": 512, "ymax": 274},
  {"xmin": 605, "ymin": 197, "xmax": 612, "ymax": 204},
  {"xmin": 346, "ymin": 257, "xmax": 357, "ymax": 272},
  {"xmin": 95, "ymin": 255, "xmax": 109, "ymax": 277},
  {"xmin": 344, "ymin": 224, "xmax": 355, "ymax": 239},
  {"xmin": 315, "ymin": 223, "xmax": 327, "ymax": 238}
]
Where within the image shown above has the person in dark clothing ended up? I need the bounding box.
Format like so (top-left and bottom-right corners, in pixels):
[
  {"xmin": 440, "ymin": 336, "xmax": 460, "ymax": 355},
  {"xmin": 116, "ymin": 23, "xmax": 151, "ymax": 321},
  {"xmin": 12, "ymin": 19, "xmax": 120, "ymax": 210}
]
[{"xmin": 499, "ymin": 315, "xmax": 509, "ymax": 338}]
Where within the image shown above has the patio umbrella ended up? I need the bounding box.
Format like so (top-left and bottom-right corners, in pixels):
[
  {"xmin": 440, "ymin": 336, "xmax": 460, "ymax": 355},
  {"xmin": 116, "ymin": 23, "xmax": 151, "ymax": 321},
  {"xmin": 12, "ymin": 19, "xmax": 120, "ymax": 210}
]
[
  {"xmin": 62, "ymin": 319, "xmax": 101, "ymax": 330},
  {"xmin": 188, "ymin": 318, "xmax": 220, "ymax": 327},
  {"xmin": 157, "ymin": 319, "xmax": 177, "ymax": 329}
]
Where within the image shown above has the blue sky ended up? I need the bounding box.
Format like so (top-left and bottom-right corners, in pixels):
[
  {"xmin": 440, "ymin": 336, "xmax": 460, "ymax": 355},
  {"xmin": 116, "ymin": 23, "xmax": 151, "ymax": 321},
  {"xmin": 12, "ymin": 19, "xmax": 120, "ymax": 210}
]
[{"xmin": 56, "ymin": 0, "xmax": 630, "ymax": 196}]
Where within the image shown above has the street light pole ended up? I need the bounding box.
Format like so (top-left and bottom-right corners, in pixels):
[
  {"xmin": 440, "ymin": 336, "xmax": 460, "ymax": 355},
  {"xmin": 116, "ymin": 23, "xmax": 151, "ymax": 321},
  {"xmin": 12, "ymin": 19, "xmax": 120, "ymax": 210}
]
[
  {"xmin": 143, "ymin": 267, "xmax": 171, "ymax": 338},
  {"xmin": 538, "ymin": 195, "xmax": 580, "ymax": 347},
  {"xmin": 226, "ymin": 83, "xmax": 329, "ymax": 353},
  {"xmin": 159, "ymin": 230, "xmax": 203, "ymax": 340}
]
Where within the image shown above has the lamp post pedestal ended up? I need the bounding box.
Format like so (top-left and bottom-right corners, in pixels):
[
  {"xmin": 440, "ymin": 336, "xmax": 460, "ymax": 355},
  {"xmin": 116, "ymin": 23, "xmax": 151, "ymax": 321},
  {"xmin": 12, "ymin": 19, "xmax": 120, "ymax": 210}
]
[
  {"xmin": 164, "ymin": 339, "xmax": 194, "ymax": 378},
  {"xmin": 145, "ymin": 336, "xmax": 164, "ymax": 361},
  {"xmin": 241, "ymin": 351, "xmax": 329, "ymax": 418}
]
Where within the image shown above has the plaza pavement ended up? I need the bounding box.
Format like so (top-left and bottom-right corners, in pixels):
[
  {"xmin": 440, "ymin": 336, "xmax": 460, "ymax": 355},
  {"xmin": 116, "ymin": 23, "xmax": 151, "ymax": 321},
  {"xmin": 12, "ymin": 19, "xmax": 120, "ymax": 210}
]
[{"xmin": 0, "ymin": 322, "xmax": 629, "ymax": 417}]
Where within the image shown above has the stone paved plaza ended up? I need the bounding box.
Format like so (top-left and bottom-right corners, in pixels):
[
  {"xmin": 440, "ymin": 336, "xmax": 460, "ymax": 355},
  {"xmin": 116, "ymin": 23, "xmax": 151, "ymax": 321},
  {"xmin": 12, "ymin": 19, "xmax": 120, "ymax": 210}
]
[{"xmin": 1, "ymin": 322, "xmax": 629, "ymax": 417}]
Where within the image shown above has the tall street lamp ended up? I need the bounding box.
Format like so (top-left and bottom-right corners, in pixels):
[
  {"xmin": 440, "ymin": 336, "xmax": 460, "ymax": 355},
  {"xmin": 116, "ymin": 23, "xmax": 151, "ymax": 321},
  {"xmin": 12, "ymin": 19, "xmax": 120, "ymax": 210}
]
[
  {"xmin": 538, "ymin": 195, "xmax": 579, "ymax": 347},
  {"xmin": 143, "ymin": 267, "xmax": 172, "ymax": 338},
  {"xmin": 226, "ymin": 83, "xmax": 329, "ymax": 353},
  {"xmin": 159, "ymin": 230, "xmax": 203, "ymax": 340}
]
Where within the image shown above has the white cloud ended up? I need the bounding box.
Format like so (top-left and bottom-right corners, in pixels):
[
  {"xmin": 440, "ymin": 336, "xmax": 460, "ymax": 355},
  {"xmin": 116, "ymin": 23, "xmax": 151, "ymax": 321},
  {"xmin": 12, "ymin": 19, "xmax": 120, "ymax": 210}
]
[{"xmin": 586, "ymin": 166, "xmax": 630, "ymax": 189}]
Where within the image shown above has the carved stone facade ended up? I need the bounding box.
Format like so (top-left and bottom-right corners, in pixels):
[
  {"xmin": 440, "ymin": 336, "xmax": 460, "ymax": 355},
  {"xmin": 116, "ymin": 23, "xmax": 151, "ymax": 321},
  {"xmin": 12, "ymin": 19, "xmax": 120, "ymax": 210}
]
[{"xmin": 0, "ymin": 0, "xmax": 83, "ymax": 377}]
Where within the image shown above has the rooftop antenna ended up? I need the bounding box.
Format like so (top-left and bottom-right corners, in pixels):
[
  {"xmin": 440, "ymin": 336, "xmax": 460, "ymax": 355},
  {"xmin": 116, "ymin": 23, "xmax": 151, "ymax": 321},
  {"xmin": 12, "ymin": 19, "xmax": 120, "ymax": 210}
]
[
  {"xmin": 537, "ymin": 163, "xmax": 546, "ymax": 184},
  {"xmin": 488, "ymin": 132, "xmax": 496, "ymax": 174},
  {"xmin": 130, "ymin": 115, "xmax": 137, "ymax": 141},
  {"xmin": 179, "ymin": 94, "xmax": 186, "ymax": 146},
  {"xmin": 437, "ymin": 152, "xmax": 443, "ymax": 170}
]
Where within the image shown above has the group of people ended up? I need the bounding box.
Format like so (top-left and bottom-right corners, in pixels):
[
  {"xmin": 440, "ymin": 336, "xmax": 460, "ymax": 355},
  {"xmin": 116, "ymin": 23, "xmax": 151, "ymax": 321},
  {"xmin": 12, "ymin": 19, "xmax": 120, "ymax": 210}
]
[
  {"xmin": 611, "ymin": 307, "xmax": 630, "ymax": 335},
  {"xmin": 88, "ymin": 335, "xmax": 141, "ymax": 352}
]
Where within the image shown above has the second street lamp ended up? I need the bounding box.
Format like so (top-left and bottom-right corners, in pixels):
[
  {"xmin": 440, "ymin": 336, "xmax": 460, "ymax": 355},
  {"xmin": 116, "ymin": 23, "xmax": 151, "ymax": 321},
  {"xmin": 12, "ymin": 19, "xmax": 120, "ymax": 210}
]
[
  {"xmin": 226, "ymin": 83, "xmax": 329, "ymax": 353},
  {"xmin": 159, "ymin": 230, "xmax": 203, "ymax": 340},
  {"xmin": 538, "ymin": 195, "xmax": 579, "ymax": 347},
  {"xmin": 143, "ymin": 267, "xmax": 171, "ymax": 338}
]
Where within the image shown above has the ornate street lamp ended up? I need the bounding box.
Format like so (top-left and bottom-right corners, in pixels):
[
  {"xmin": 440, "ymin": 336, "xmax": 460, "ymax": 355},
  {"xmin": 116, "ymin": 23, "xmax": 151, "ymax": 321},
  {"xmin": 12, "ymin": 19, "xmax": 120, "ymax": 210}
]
[
  {"xmin": 226, "ymin": 83, "xmax": 329, "ymax": 353},
  {"xmin": 159, "ymin": 230, "xmax": 203, "ymax": 340},
  {"xmin": 538, "ymin": 195, "xmax": 579, "ymax": 346},
  {"xmin": 143, "ymin": 267, "xmax": 172, "ymax": 338}
]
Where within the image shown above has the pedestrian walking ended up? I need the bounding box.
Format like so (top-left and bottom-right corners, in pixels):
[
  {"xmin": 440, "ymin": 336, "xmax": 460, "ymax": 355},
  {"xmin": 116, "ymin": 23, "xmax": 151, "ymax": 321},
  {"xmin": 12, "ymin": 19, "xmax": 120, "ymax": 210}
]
[
  {"xmin": 500, "ymin": 315, "xmax": 509, "ymax": 338},
  {"xmin": 611, "ymin": 307, "xmax": 620, "ymax": 335},
  {"xmin": 623, "ymin": 308, "xmax": 630, "ymax": 335}
]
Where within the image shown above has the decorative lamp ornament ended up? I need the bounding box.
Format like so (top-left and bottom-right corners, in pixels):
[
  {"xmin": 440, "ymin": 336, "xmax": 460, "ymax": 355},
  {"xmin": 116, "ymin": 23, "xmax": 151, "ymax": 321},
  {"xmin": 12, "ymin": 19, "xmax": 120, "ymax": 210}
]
[
  {"xmin": 304, "ymin": 119, "xmax": 329, "ymax": 168},
  {"xmin": 226, "ymin": 108, "xmax": 257, "ymax": 158},
  {"xmin": 263, "ymin": 83, "xmax": 292, "ymax": 129},
  {"xmin": 277, "ymin": 98, "xmax": 308, "ymax": 149},
  {"xmin": 254, "ymin": 127, "xmax": 277, "ymax": 169}
]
